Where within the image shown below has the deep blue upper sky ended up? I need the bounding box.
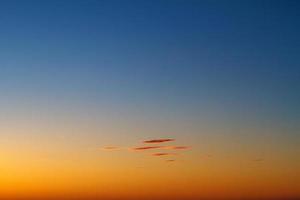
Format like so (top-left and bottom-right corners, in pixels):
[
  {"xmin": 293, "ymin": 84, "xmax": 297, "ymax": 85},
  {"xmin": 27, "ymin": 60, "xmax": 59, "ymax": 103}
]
[{"xmin": 0, "ymin": 0, "xmax": 299, "ymax": 127}]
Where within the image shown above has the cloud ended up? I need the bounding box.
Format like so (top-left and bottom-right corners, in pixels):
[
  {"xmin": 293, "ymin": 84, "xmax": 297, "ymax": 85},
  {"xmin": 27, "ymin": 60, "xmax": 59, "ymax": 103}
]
[
  {"xmin": 152, "ymin": 153, "xmax": 177, "ymax": 156},
  {"xmin": 129, "ymin": 145, "xmax": 190, "ymax": 152},
  {"xmin": 253, "ymin": 158, "xmax": 264, "ymax": 162},
  {"xmin": 166, "ymin": 159, "xmax": 176, "ymax": 162},
  {"xmin": 143, "ymin": 139, "xmax": 175, "ymax": 143},
  {"xmin": 131, "ymin": 146, "xmax": 163, "ymax": 151},
  {"xmin": 163, "ymin": 146, "xmax": 190, "ymax": 150},
  {"xmin": 101, "ymin": 146, "xmax": 120, "ymax": 151}
]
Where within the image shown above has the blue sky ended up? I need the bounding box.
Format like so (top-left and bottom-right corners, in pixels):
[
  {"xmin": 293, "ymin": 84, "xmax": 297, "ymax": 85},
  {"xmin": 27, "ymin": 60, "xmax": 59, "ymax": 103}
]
[{"xmin": 1, "ymin": 0, "xmax": 299, "ymax": 124}]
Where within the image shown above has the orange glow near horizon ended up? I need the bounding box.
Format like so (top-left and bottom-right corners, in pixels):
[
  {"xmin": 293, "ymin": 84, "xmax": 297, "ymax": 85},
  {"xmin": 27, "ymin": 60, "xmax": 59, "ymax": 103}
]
[{"xmin": 0, "ymin": 125, "xmax": 299, "ymax": 200}]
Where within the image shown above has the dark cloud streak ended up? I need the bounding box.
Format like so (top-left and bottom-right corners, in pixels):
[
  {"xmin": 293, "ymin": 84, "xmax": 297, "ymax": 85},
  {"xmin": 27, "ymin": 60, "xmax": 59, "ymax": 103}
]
[
  {"xmin": 143, "ymin": 139, "xmax": 175, "ymax": 143},
  {"xmin": 131, "ymin": 146, "xmax": 163, "ymax": 151},
  {"xmin": 152, "ymin": 153, "xmax": 176, "ymax": 156},
  {"xmin": 101, "ymin": 146, "xmax": 120, "ymax": 151},
  {"xmin": 164, "ymin": 146, "xmax": 190, "ymax": 150},
  {"xmin": 166, "ymin": 159, "xmax": 176, "ymax": 162}
]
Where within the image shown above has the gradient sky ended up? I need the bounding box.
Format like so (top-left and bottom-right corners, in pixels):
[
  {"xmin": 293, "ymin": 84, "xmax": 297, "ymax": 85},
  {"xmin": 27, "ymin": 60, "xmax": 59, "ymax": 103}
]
[{"xmin": 0, "ymin": 0, "xmax": 299, "ymax": 199}]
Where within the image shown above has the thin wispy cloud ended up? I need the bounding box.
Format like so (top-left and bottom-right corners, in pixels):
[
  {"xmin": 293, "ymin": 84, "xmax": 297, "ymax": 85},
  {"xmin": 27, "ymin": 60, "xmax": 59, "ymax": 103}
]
[
  {"xmin": 130, "ymin": 145, "xmax": 190, "ymax": 151},
  {"xmin": 163, "ymin": 146, "xmax": 190, "ymax": 150},
  {"xmin": 131, "ymin": 146, "xmax": 163, "ymax": 151},
  {"xmin": 143, "ymin": 139, "xmax": 175, "ymax": 144},
  {"xmin": 101, "ymin": 146, "xmax": 120, "ymax": 151},
  {"xmin": 253, "ymin": 158, "xmax": 264, "ymax": 162},
  {"xmin": 166, "ymin": 159, "xmax": 176, "ymax": 162},
  {"xmin": 152, "ymin": 153, "xmax": 177, "ymax": 156}
]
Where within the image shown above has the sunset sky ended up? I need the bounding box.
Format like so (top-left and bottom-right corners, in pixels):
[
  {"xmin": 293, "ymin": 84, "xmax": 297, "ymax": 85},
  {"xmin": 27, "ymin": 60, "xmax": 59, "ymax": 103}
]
[{"xmin": 0, "ymin": 1, "xmax": 299, "ymax": 199}]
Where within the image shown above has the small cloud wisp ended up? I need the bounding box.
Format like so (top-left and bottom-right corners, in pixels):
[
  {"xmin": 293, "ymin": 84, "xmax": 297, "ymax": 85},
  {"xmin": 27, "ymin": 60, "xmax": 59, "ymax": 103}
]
[
  {"xmin": 152, "ymin": 153, "xmax": 177, "ymax": 156},
  {"xmin": 163, "ymin": 146, "xmax": 190, "ymax": 150},
  {"xmin": 143, "ymin": 139, "xmax": 175, "ymax": 144},
  {"xmin": 101, "ymin": 146, "xmax": 120, "ymax": 151},
  {"xmin": 131, "ymin": 146, "xmax": 163, "ymax": 151}
]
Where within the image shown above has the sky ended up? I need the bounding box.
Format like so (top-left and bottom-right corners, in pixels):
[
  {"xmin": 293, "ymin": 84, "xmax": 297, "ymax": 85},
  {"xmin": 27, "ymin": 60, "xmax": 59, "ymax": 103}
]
[{"xmin": 0, "ymin": 0, "xmax": 299, "ymax": 199}]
